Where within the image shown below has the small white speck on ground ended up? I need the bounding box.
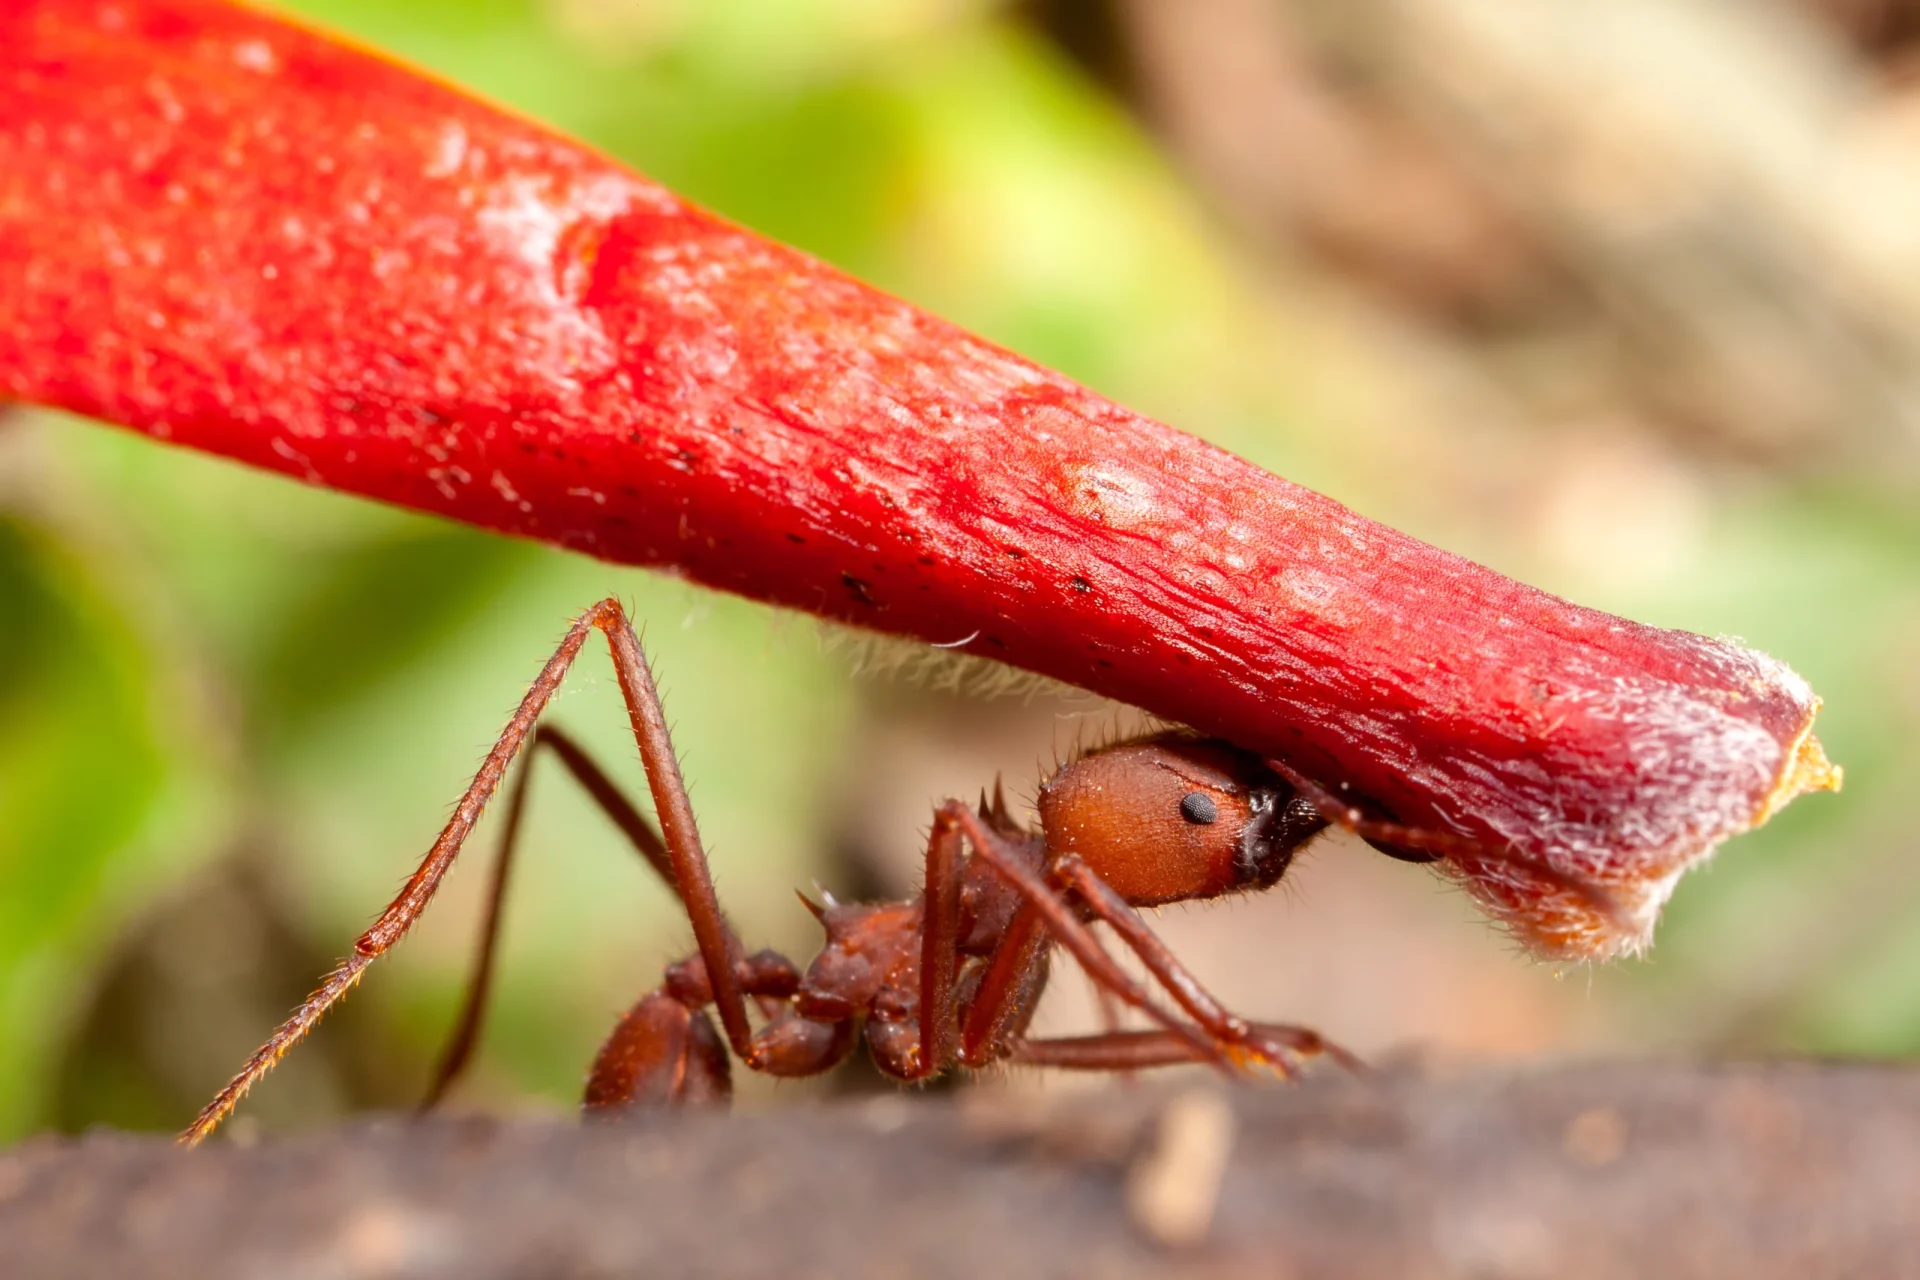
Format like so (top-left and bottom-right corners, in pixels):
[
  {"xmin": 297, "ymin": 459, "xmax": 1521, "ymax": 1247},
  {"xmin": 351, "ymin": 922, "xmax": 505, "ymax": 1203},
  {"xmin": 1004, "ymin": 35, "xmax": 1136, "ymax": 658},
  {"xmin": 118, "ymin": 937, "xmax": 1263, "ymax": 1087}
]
[{"xmin": 1125, "ymin": 1089, "xmax": 1236, "ymax": 1249}]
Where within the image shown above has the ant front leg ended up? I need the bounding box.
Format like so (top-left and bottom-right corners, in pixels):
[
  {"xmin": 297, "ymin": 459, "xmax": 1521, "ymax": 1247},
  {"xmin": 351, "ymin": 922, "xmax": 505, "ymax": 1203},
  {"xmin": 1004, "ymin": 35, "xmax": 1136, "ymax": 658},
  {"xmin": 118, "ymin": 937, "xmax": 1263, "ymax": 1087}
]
[
  {"xmin": 931, "ymin": 806, "xmax": 1232, "ymax": 1074},
  {"xmin": 181, "ymin": 599, "xmax": 754, "ymax": 1145},
  {"xmin": 1034, "ymin": 855, "xmax": 1361, "ymax": 1077},
  {"xmin": 1016, "ymin": 1025, "xmax": 1359, "ymax": 1073}
]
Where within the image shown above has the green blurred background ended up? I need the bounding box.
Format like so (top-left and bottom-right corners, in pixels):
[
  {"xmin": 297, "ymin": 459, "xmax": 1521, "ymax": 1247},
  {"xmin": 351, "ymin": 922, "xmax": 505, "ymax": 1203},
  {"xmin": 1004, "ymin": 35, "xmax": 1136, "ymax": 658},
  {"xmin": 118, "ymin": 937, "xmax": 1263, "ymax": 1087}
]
[{"xmin": 2, "ymin": 0, "xmax": 1917, "ymax": 1142}]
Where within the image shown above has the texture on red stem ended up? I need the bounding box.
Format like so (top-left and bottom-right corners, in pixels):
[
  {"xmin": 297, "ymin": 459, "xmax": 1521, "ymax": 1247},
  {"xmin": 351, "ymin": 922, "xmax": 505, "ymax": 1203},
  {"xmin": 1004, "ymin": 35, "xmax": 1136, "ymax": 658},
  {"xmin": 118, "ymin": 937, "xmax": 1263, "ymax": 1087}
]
[{"xmin": 0, "ymin": 0, "xmax": 1838, "ymax": 960}]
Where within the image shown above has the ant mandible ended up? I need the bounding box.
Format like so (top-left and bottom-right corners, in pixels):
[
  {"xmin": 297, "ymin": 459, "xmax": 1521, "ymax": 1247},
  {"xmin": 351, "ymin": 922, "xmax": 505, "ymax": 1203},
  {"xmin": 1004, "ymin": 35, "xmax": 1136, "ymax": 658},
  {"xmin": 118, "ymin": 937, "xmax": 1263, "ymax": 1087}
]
[{"xmin": 181, "ymin": 598, "xmax": 1595, "ymax": 1143}]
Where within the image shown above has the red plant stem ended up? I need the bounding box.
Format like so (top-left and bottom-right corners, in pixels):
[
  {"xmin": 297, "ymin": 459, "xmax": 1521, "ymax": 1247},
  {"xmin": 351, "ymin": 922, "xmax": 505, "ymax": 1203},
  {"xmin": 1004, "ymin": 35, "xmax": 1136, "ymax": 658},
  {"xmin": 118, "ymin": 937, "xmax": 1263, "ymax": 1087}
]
[{"xmin": 0, "ymin": 0, "xmax": 1835, "ymax": 959}]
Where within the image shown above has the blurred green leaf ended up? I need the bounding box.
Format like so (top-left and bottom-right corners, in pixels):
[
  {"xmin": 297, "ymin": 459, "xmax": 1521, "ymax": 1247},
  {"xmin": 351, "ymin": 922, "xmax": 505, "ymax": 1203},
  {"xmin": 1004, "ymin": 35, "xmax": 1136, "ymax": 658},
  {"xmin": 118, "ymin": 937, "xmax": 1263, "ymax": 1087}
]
[
  {"xmin": 0, "ymin": 515, "xmax": 170, "ymax": 1137},
  {"xmin": 246, "ymin": 526, "xmax": 537, "ymax": 746}
]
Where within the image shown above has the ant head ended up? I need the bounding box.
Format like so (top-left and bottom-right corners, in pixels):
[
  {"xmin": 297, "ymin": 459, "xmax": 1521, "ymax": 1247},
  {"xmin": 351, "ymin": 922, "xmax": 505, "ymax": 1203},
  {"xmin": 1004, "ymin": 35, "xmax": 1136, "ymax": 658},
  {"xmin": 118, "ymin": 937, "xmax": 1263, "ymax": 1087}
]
[{"xmin": 1037, "ymin": 734, "xmax": 1327, "ymax": 907}]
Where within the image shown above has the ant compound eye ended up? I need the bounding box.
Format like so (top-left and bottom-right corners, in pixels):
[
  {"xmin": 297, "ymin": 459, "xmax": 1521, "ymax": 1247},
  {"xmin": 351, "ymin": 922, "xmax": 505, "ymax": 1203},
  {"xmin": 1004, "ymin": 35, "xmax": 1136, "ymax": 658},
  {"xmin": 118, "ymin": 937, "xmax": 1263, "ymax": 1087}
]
[{"xmin": 1178, "ymin": 791, "xmax": 1219, "ymax": 825}]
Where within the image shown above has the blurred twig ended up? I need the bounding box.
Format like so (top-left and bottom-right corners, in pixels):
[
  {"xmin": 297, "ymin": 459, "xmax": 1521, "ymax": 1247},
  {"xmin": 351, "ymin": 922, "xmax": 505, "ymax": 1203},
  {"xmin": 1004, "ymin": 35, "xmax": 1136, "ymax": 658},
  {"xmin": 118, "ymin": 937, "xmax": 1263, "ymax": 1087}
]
[{"xmin": 1102, "ymin": 0, "xmax": 1920, "ymax": 472}]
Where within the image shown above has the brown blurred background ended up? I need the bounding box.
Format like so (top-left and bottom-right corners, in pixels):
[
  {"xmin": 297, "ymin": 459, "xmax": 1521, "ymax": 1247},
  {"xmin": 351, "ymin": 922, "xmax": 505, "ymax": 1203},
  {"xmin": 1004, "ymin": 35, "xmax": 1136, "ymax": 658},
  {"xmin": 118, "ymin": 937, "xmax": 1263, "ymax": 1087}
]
[{"xmin": 1, "ymin": 0, "xmax": 1914, "ymax": 1141}]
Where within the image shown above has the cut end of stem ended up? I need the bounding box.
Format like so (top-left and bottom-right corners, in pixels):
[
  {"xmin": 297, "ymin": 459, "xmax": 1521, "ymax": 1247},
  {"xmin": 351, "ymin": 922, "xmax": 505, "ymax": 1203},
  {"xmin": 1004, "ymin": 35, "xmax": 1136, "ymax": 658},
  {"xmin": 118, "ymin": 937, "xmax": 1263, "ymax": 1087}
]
[{"xmin": 1760, "ymin": 724, "xmax": 1843, "ymax": 825}]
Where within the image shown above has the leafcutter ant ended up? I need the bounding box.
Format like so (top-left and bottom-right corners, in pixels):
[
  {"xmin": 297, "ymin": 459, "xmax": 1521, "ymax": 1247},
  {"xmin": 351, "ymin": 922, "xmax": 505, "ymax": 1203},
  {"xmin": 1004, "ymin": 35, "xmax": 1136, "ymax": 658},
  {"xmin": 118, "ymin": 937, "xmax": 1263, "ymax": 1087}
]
[{"xmin": 181, "ymin": 598, "xmax": 1616, "ymax": 1143}]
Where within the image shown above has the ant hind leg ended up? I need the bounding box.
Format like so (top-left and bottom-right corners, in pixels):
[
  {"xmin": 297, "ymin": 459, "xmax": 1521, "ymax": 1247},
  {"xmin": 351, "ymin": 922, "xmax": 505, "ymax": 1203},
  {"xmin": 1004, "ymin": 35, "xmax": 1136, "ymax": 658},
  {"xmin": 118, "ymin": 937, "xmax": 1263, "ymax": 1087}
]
[
  {"xmin": 419, "ymin": 723, "xmax": 710, "ymax": 1112},
  {"xmin": 181, "ymin": 599, "xmax": 753, "ymax": 1145}
]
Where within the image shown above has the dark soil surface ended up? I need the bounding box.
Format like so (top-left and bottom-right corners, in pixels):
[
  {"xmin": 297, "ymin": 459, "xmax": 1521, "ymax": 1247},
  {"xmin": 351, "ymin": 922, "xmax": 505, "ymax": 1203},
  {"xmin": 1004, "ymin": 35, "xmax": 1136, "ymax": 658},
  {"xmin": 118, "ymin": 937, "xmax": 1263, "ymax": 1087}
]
[{"xmin": 3, "ymin": 1060, "xmax": 1916, "ymax": 1279}]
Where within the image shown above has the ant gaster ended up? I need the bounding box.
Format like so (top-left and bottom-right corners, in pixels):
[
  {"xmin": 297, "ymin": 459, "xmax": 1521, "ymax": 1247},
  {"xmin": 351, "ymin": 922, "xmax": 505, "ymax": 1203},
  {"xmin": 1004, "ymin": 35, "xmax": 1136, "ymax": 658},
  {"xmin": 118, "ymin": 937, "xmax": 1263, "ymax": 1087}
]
[{"xmin": 182, "ymin": 599, "xmax": 1568, "ymax": 1142}]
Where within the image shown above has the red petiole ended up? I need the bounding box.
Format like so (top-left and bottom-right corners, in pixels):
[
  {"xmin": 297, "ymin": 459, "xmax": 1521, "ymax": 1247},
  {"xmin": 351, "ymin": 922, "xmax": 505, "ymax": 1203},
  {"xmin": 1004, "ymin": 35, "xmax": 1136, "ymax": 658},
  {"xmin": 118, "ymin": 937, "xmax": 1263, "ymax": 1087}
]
[{"xmin": 0, "ymin": 0, "xmax": 1837, "ymax": 960}]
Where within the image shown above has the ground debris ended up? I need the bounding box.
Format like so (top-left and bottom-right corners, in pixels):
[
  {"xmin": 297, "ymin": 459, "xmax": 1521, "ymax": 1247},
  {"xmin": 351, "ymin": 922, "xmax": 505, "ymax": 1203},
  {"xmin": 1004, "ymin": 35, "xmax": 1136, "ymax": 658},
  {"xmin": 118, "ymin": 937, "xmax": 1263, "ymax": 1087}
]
[{"xmin": 4, "ymin": 1061, "xmax": 1917, "ymax": 1279}]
